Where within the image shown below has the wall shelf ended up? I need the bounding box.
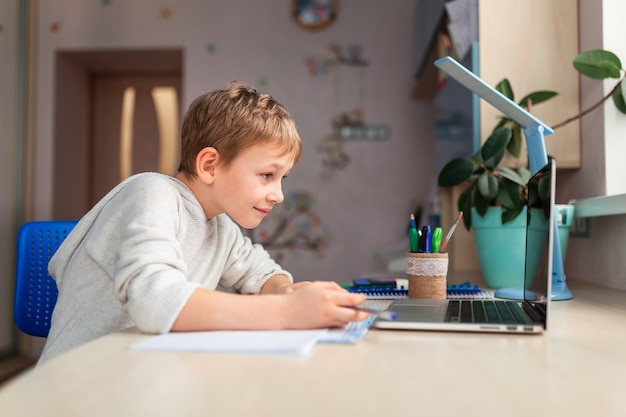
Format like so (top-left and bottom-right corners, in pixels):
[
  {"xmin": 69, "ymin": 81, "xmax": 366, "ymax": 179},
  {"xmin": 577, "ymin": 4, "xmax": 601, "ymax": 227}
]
[{"xmin": 569, "ymin": 193, "xmax": 626, "ymax": 218}]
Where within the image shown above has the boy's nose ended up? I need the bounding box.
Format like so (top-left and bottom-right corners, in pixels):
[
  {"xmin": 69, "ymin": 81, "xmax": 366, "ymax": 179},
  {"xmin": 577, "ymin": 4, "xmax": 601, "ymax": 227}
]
[{"xmin": 268, "ymin": 186, "xmax": 284, "ymax": 204}]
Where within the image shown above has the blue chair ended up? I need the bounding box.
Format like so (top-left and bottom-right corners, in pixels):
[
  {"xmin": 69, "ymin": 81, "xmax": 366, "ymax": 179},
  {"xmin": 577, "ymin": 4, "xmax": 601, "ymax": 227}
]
[{"xmin": 13, "ymin": 220, "xmax": 77, "ymax": 337}]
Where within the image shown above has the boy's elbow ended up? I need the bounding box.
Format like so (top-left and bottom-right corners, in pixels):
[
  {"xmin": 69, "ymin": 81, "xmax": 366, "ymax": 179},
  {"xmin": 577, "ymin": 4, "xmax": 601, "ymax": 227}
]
[
  {"xmin": 128, "ymin": 307, "xmax": 178, "ymax": 335},
  {"xmin": 133, "ymin": 318, "xmax": 171, "ymax": 335}
]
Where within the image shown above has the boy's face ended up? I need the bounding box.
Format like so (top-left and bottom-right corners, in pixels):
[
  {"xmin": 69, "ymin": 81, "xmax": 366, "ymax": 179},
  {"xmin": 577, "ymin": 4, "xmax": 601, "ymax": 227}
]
[{"xmin": 212, "ymin": 142, "xmax": 295, "ymax": 229}]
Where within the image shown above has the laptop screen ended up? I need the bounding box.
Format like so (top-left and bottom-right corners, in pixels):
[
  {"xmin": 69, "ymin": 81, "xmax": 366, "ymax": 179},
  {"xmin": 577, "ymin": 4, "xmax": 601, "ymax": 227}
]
[{"xmin": 523, "ymin": 160, "xmax": 555, "ymax": 327}]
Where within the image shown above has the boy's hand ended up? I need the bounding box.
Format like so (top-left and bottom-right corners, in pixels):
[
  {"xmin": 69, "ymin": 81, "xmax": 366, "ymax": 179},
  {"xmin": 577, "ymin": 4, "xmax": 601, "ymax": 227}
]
[
  {"xmin": 279, "ymin": 281, "xmax": 312, "ymax": 293},
  {"xmin": 281, "ymin": 281, "xmax": 368, "ymax": 329},
  {"xmin": 261, "ymin": 275, "xmax": 312, "ymax": 295}
]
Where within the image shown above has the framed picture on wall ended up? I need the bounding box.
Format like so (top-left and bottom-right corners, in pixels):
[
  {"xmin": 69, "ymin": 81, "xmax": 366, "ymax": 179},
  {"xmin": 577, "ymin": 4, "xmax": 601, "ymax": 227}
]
[{"xmin": 292, "ymin": 0, "xmax": 338, "ymax": 31}]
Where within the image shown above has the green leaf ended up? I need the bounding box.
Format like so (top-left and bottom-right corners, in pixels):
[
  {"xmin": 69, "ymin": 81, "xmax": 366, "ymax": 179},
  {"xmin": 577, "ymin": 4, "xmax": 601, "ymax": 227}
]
[
  {"xmin": 502, "ymin": 205, "xmax": 524, "ymax": 224},
  {"xmin": 612, "ymin": 81, "xmax": 626, "ymax": 114},
  {"xmin": 527, "ymin": 177, "xmax": 540, "ymax": 208},
  {"xmin": 474, "ymin": 190, "xmax": 490, "ymax": 217},
  {"xmin": 463, "ymin": 210, "xmax": 472, "ymax": 230},
  {"xmin": 518, "ymin": 166, "xmax": 531, "ymax": 184},
  {"xmin": 458, "ymin": 187, "xmax": 473, "ymax": 230},
  {"xmin": 573, "ymin": 49, "xmax": 622, "ymax": 79},
  {"xmin": 493, "ymin": 117, "xmax": 516, "ymax": 132},
  {"xmin": 497, "ymin": 179, "xmax": 523, "ymax": 209},
  {"xmin": 495, "ymin": 167, "xmax": 524, "ymax": 184},
  {"xmin": 598, "ymin": 62, "xmax": 622, "ymax": 79},
  {"xmin": 483, "ymin": 148, "xmax": 506, "ymax": 171},
  {"xmin": 481, "ymin": 127, "xmax": 512, "ymax": 163},
  {"xmin": 506, "ymin": 126, "xmax": 522, "ymax": 158},
  {"xmin": 495, "ymin": 79, "xmax": 514, "ymax": 101},
  {"xmin": 517, "ymin": 91, "xmax": 558, "ymax": 108},
  {"xmin": 492, "ymin": 119, "xmax": 521, "ymax": 158},
  {"xmin": 538, "ymin": 175, "xmax": 551, "ymax": 202},
  {"xmin": 477, "ymin": 173, "xmax": 498, "ymax": 200},
  {"xmin": 438, "ymin": 158, "xmax": 475, "ymax": 187}
]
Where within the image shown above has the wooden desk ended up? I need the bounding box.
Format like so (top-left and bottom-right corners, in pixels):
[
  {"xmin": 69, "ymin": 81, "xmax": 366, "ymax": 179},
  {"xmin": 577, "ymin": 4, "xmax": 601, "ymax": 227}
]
[{"xmin": 1, "ymin": 282, "xmax": 624, "ymax": 417}]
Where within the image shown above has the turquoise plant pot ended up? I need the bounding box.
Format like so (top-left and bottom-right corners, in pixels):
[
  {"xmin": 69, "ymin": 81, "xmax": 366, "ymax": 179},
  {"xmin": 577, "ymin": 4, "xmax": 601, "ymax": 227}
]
[{"xmin": 471, "ymin": 207, "xmax": 541, "ymax": 290}]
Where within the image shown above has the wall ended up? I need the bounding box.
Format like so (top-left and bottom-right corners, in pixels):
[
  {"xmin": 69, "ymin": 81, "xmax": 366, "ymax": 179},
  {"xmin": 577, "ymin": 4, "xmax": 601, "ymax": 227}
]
[
  {"xmin": 0, "ymin": 0, "xmax": 20, "ymax": 355},
  {"xmin": 31, "ymin": 0, "xmax": 433, "ymax": 281},
  {"xmin": 479, "ymin": 0, "xmax": 581, "ymax": 169},
  {"xmin": 601, "ymin": 0, "xmax": 626, "ymax": 196},
  {"xmin": 559, "ymin": 0, "xmax": 626, "ymax": 291}
]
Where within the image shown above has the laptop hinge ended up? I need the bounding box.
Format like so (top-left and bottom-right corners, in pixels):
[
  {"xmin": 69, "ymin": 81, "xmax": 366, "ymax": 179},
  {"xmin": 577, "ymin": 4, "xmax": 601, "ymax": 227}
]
[{"xmin": 521, "ymin": 300, "xmax": 545, "ymax": 324}]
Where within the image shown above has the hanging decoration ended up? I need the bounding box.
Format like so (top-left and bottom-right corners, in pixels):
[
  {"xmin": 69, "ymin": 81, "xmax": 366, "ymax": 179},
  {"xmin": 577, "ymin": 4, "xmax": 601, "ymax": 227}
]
[
  {"xmin": 307, "ymin": 43, "xmax": 390, "ymax": 174},
  {"xmin": 244, "ymin": 192, "xmax": 333, "ymax": 262},
  {"xmin": 317, "ymin": 132, "xmax": 350, "ymax": 171},
  {"xmin": 328, "ymin": 43, "xmax": 369, "ymax": 66},
  {"xmin": 304, "ymin": 55, "xmax": 335, "ymax": 76}
]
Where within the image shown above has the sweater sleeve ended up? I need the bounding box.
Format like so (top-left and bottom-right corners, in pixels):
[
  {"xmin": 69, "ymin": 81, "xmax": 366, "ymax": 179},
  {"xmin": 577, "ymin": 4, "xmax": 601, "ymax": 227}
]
[
  {"xmin": 85, "ymin": 175, "xmax": 198, "ymax": 334},
  {"xmin": 216, "ymin": 216, "xmax": 293, "ymax": 294}
]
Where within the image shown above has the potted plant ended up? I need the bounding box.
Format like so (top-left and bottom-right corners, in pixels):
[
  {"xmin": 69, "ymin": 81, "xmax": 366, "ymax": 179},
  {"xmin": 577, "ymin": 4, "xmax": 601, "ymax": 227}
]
[
  {"xmin": 437, "ymin": 49, "xmax": 626, "ymax": 289},
  {"xmin": 437, "ymin": 123, "xmax": 542, "ymax": 289}
]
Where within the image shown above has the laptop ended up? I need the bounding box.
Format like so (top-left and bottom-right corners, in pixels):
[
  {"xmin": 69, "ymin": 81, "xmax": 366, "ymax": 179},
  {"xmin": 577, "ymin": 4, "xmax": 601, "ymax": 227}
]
[{"xmin": 373, "ymin": 160, "xmax": 555, "ymax": 334}]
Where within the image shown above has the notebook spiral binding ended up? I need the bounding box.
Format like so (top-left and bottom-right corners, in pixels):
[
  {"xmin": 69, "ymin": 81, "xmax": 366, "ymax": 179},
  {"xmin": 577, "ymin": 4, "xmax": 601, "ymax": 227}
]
[{"xmin": 346, "ymin": 280, "xmax": 494, "ymax": 300}]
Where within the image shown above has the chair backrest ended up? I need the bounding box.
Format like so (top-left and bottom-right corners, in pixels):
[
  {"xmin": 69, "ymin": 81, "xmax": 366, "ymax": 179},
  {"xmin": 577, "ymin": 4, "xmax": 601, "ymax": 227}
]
[{"xmin": 14, "ymin": 220, "xmax": 77, "ymax": 337}]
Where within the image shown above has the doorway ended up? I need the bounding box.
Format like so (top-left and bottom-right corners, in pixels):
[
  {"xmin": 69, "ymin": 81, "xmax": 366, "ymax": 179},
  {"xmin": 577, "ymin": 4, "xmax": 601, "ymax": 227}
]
[{"xmin": 52, "ymin": 49, "xmax": 183, "ymax": 220}]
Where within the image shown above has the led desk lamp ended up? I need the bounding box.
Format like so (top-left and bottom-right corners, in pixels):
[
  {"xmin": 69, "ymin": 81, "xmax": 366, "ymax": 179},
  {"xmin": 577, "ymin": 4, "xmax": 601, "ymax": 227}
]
[{"xmin": 434, "ymin": 56, "xmax": 573, "ymax": 301}]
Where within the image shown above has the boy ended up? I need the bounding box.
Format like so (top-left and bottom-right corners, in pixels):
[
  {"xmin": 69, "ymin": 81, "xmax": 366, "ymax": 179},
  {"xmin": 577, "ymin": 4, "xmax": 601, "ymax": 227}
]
[{"xmin": 39, "ymin": 81, "xmax": 368, "ymax": 364}]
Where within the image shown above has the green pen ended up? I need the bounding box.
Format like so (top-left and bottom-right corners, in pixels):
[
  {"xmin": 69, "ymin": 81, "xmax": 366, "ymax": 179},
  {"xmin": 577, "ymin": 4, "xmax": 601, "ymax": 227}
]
[
  {"xmin": 431, "ymin": 226, "xmax": 443, "ymax": 253},
  {"xmin": 409, "ymin": 213, "xmax": 419, "ymax": 253}
]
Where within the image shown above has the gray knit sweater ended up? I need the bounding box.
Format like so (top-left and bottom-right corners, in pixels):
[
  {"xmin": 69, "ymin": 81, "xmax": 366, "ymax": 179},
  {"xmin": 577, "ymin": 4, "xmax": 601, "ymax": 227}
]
[{"xmin": 39, "ymin": 173, "xmax": 291, "ymax": 364}]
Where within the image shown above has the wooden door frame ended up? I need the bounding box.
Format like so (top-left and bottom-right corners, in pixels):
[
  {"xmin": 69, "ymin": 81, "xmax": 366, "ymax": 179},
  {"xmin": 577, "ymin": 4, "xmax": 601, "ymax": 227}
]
[{"xmin": 52, "ymin": 49, "xmax": 182, "ymax": 220}]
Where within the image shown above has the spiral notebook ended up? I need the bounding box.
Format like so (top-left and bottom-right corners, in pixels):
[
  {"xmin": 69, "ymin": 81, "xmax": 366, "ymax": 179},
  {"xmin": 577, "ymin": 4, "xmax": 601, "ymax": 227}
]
[{"xmin": 345, "ymin": 279, "xmax": 494, "ymax": 300}]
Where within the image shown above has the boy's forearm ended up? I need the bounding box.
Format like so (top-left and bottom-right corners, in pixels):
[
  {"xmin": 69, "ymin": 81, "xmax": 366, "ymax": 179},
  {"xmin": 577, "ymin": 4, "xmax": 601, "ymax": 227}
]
[
  {"xmin": 170, "ymin": 287, "xmax": 288, "ymax": 331},
  {"xmin": 170, "ymin": 281, "xmax": 370, "ymax": 333},
  {"xmin": 259, "ymin": 274, "xmax": 293, "ymax": 295}
]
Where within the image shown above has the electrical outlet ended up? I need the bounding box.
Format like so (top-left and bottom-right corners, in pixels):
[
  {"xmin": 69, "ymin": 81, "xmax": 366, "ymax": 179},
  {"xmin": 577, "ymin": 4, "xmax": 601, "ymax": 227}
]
[{"xmin": 570, "ymin": 216, "xmax": 591, "ymax": 238}]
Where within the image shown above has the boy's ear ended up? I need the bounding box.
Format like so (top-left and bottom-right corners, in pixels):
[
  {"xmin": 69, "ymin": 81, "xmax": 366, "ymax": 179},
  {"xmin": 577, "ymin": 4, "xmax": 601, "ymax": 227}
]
[{"xmin": 196, "ymin": 147, "xmax": 220, "ymax": 184}]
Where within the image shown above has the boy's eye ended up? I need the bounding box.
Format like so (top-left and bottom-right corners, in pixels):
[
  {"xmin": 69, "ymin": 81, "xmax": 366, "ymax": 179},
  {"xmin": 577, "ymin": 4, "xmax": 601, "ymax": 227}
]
[{"xmin": 262, "ymin": 173, "xmax": 273, "ymax": 180}]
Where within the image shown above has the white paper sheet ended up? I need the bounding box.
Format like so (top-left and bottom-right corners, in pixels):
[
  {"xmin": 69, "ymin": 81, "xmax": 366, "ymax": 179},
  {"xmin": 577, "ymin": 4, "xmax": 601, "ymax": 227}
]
[{"xmin": 129, "ymin": 329, "xmax": 328, "ymax": 355}]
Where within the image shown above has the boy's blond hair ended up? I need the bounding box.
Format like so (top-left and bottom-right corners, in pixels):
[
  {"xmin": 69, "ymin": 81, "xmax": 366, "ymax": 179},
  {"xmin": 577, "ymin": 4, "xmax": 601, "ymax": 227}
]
[{"xmin": 178, "ymin": 81, "xmax": 302, "ymax": 176}]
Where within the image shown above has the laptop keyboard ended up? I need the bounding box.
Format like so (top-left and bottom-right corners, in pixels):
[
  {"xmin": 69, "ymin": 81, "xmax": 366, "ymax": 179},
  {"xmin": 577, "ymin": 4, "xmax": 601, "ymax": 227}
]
[{"xmin": 444, "ymin": 300, "xmax": 531, "ymax": 324}]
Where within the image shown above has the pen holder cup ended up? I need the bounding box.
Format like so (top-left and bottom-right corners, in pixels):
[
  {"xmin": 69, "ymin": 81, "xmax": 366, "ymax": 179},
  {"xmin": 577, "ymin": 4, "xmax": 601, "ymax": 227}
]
[{"xmin": 406, "ymin": 252, "xmax": 448, "ymax": 299}]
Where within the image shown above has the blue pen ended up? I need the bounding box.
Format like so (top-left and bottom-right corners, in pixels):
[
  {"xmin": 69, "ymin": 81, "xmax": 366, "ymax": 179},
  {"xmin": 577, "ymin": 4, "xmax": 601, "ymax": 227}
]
[{"xmin": 419, "ymin": 225, "xmax": 432, "ymax": 253}]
